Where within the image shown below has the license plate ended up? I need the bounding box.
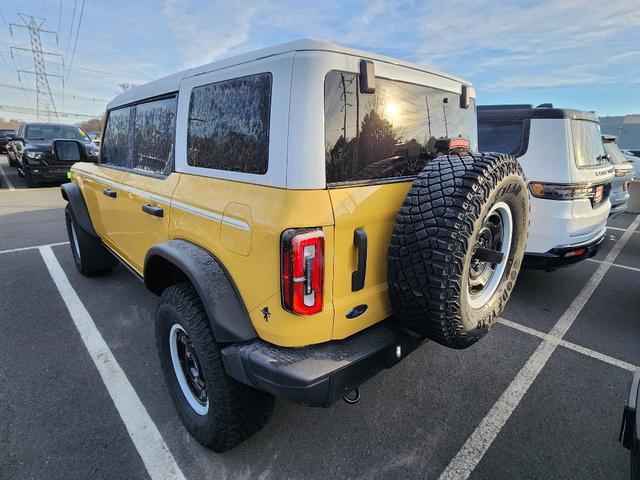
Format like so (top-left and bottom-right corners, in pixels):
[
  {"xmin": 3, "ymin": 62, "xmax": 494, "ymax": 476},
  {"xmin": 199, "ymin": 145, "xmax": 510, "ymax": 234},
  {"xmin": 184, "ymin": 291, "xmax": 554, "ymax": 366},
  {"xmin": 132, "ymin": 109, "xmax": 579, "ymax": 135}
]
[{"xmin": 593, "ymin": 185, "xmax": 603, "ymax": 205}]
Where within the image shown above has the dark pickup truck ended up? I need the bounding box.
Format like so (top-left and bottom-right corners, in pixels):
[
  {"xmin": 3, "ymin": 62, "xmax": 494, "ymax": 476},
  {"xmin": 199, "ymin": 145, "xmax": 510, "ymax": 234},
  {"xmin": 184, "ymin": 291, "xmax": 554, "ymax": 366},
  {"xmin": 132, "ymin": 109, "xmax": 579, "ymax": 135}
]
[{"xmin": 13, "ymin": 123, "xmax": 98, "ymax": 187}]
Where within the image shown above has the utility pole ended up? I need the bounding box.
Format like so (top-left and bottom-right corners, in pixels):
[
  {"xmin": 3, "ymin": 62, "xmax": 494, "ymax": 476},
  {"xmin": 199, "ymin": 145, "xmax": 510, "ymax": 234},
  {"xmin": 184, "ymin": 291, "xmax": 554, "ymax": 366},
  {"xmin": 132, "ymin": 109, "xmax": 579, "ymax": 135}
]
[{"xmin": 10, "ymin": 14, "xmax": 64, "ymax": 122}]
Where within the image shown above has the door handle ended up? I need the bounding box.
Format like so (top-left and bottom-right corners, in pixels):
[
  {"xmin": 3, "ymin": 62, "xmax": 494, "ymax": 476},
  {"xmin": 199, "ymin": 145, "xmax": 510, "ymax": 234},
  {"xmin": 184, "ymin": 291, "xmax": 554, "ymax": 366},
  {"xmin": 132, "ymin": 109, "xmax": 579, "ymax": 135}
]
[
  {"xmin": 102, "ymin": 188, "xmax": 117, "ymax": 198},
  {"xmin": 142, "ymin": 204, "xmax": 164, "ymax": 217},
  {"xmin": 352, "ymin": 228, "xmax": 367, "ymax": 292}
]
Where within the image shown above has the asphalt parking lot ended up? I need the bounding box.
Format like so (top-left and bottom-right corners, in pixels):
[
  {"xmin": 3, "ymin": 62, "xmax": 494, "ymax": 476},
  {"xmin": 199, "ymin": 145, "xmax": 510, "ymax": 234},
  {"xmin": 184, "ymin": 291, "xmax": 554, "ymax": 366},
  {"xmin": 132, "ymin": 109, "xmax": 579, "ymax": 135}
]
[{"xmin": 1, "ymin": 154, "xmax": 640, "ymax": 480}]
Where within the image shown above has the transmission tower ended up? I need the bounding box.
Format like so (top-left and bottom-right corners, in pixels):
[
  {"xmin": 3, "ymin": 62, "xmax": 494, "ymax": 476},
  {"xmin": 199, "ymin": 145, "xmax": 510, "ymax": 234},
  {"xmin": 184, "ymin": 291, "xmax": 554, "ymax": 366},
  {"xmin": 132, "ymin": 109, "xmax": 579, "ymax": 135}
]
[{"xmin": 9, "ymin": 14, "xmax": 64, "ymax": 122}]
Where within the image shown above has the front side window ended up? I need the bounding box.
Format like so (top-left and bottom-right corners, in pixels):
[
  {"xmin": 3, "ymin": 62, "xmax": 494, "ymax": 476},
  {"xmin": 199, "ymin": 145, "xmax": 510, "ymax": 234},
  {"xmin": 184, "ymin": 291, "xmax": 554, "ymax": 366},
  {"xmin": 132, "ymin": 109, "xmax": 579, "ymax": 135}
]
[
  {"xmin": 187, "ymin": 73, "xmax": 272, "ymax": 174},
  {"xmin": 101, "ymin": 96, "xmax": 177, "ymax": 175},
  {"xmin": 478, "ymin": 120, "xmax": 528, "ymax": 157},
  {"xmin": 324, "ymin": 71, "xmax": 477, "ymax": 184},
  {"xmin": 572, "ymin": 120, "xmax": 606, "ymax": 168}
]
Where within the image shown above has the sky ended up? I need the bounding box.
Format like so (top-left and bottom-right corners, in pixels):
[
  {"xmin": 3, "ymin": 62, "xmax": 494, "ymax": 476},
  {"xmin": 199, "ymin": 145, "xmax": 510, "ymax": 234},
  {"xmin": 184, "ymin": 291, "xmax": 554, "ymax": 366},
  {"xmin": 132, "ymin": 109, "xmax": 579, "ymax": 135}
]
[{"xmin": 0, "ymin": 0, "xmax": 638, "ymax": 123}]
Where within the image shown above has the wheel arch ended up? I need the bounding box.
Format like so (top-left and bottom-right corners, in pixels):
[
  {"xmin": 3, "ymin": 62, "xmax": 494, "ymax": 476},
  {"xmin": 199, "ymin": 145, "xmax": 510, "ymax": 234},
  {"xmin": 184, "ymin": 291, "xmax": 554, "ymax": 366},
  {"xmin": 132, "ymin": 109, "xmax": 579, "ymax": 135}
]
[
  {"xmin": 61, "ymin": 182, "xmax": 98, "ymax": 237},
  {"xmin": 144, "ymin": 240, "xmax": 258, "ymax": 343}
]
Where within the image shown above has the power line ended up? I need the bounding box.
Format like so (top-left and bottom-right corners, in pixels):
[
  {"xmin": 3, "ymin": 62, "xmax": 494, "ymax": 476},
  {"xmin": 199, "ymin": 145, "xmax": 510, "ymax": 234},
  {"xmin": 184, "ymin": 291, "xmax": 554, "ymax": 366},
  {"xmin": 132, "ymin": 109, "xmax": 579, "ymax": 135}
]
[
  {"xmin": 0, "ymin": 81, "xmax": 107, "ymax": 103},
  {"xmin": 65, "ymin": 0, "xmax": 76, "ymax": 55},
  {"xmin": 57, "ymin": 0, "xmax": 62, "ymax": 36},
  {"xmin": 65, "ymin": 0, "xmax": 84, "ymax": 82},
  {"xmin": 0, "ymin": 103, "xmax": 100, "ymax": 119}
]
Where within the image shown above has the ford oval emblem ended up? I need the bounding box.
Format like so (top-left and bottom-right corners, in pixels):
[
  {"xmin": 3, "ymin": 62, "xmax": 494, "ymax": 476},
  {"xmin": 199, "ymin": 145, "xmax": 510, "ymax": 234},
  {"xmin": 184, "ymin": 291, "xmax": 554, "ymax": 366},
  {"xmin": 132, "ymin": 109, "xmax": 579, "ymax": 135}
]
[{"xmin": 346, "ymin": 304, "xmax": 368, "ymax": 319}]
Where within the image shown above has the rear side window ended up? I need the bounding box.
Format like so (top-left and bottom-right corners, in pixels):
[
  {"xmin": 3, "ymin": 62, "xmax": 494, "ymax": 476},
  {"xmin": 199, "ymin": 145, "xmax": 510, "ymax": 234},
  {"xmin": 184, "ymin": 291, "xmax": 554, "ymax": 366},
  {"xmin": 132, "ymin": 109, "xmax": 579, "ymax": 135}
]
[
  {"xmin": 572, "ymin": 120, "xmax": 606, "ymax": 168},
  {"xmin": 477, "ymin": 120, "xmax": 528, "ymax": 157},
  {"xmin": 187, "ymin": 73, "xmax": 272, "ymax": 174},
  {"xmin": 324, "ymin": 71, "xmax": 477, "ymax": 184},
  {"xmin": 102, "ymin": 96, "xmax": 177, "ymax": 175},
  {"xmin": 132, "ymin": 97, "xmax": 177, "ymax": 175}
]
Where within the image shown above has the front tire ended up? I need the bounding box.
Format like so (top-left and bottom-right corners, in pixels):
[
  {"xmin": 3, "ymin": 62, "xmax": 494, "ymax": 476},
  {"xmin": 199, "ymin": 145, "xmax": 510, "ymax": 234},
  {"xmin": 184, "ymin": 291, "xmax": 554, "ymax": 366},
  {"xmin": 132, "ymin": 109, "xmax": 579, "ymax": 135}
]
[
  {"xmin": 387, "ymin": 152, "xmax": 529, "ymax": 349},
  {"xmin": 155, "ymin": 282, "xmax": 274, "ymax": 452}
]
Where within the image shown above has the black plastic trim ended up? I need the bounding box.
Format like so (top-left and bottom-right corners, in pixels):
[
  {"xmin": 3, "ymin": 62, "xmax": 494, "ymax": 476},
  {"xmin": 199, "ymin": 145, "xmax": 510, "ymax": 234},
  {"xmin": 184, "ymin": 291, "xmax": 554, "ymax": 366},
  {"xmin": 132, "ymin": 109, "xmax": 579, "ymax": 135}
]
[
  {"xmin": 60, "ymin": 182, "xmax": 98, "ymax": 237},
  {"xmin": 620, "ymin": 370, "xmax": 640, "ymax": 450},
  {"xmin": 522, "ymin": 234, "xmax": 604, "ymax": 271},
  {"xmin": 144, "ymin": 239, "xmax": 258, "ymax": 343},
  {"xmin": 478, "ymin": 105, "xmax": 599, "ymax": 122},
  {"xmin": 221, "ymin": 320, "xmax": 424, "ymax": 407},
  {"xmin": 352, "ymin": 228, "xmax": 367, "ymax": 291}
]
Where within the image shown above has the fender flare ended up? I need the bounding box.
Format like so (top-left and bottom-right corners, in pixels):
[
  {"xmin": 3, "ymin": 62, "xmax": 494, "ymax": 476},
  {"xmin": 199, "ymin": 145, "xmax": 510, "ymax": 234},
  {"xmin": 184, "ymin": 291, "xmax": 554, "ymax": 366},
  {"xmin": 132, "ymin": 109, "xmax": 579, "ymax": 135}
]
[
  {"xmin": 61, "ymin": 182, "xmax": 98, "ymax": 237},
  {"xmin": 144, "ymin": 240, "xmax": 258, "ymax": 343}
]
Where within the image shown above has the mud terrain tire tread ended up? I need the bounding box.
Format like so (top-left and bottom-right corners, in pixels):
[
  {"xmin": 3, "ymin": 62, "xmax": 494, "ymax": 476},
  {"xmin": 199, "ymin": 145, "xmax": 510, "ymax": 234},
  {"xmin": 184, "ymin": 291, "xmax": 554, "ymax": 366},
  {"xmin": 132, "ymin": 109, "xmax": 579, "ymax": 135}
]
[
  {"xmin": 156, "ymin": 282, "xmax": 274, "ymax": 452},
  {"xmin": 387, "ymin": 152, "xmax": 528, "ymax": 349}
]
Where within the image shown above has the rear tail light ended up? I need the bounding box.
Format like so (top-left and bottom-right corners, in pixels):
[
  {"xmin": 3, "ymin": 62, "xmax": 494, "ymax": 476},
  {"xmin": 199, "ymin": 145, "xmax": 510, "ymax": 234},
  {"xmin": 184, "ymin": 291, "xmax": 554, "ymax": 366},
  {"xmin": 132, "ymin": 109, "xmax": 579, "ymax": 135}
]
[
  {"xmin": 528, "ymin": 181, "xmax": 610, "ymax": 207},
  {"xmin": 614, "ymin": 167, "xmax": 633, "ymax": 177},
  {"xmin": 565, "ymin": 248, "xmax": 586, "ymax": 258},
  {"xmin": 281, "ymin": 228, "xmax": 324, "ymax": 315}
]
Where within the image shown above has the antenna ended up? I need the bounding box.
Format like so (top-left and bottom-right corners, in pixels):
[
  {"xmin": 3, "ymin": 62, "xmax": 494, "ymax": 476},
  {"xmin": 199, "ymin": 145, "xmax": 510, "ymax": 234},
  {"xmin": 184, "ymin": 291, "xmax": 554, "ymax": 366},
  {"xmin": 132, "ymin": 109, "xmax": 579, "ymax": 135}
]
[{"xmin": 9, "ymin": 13, "xmax": 63, "ymax": 122}]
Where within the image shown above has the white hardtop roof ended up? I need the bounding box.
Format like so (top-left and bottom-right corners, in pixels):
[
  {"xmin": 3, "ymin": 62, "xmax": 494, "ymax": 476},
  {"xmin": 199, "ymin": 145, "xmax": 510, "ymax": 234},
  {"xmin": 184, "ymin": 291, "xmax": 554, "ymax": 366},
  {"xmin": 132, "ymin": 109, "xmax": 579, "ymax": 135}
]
[{"xmin": 108, "ymin": 39, "xmax": 471, "ymax": 109}]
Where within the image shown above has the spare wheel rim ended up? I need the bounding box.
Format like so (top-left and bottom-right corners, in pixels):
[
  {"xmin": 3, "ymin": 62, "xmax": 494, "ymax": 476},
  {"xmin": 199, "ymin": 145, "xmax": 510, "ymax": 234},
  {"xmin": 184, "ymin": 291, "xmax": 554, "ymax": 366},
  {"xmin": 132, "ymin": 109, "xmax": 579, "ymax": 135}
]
[{"xmin": 467, "ymin": 201, "xmax": 513, "ymax": 309}]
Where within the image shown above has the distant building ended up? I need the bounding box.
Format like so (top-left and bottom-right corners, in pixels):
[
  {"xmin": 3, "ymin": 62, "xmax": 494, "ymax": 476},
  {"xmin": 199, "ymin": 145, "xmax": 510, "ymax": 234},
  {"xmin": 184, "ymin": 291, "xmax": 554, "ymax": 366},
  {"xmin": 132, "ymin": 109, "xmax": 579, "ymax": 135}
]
[{"xmin": 599, "ymin": 115, "xmax": 640, "ymax": 149}]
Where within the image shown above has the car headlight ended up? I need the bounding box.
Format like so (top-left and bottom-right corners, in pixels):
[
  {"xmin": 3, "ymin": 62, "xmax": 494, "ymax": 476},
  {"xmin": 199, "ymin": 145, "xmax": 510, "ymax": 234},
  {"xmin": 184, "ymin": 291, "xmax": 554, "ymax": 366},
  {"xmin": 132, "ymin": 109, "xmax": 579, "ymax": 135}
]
[{"xmin": 25, "ymin": 150, "xmax": 43, "ymax": 159}]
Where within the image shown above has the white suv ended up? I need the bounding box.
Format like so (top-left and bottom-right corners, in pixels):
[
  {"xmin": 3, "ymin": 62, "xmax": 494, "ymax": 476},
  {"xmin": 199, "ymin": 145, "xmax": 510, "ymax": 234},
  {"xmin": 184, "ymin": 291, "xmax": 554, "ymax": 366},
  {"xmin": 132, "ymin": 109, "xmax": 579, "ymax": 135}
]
[{"xmin": 478, "ymin": 104, "xmax": 614, "ymax": 270}]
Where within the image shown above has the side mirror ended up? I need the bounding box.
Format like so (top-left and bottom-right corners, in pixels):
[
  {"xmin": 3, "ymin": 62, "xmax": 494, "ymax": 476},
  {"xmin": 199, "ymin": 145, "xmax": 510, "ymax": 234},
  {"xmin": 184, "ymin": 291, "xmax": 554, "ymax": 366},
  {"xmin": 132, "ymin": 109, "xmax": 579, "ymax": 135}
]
[
  {"xmin": 53, "ymin": 139, "xmax": 87, "ymax": 162},
  {"xmin": 460, "ymin": 85, "xmax": 470, "ymax": 109},
  {"xmin": 359, "ymin": 60, "xmax": 376, "ymax": 94}
]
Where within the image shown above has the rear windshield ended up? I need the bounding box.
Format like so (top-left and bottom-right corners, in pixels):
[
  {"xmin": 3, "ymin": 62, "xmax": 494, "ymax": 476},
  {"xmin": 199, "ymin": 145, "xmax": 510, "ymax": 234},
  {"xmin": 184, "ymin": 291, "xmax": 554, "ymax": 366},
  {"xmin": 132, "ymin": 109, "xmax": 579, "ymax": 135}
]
[
  {"xmin": 571, "ymin": 120, "xmax": 606, "ymax": 168},
  {"xmin": 603, "ymin": 142, "xmax": 629, "ymax": 166},
  {"xmin": 324, "ymin": 71, "xmax": 477, "ymax": 185},
  {"xmin": 477, "ymin": 119, "xmax": 528, "ymax": 157},
  {"xmin": 25, "ymin": 125, "xmax": 91, "ymax": 142}
]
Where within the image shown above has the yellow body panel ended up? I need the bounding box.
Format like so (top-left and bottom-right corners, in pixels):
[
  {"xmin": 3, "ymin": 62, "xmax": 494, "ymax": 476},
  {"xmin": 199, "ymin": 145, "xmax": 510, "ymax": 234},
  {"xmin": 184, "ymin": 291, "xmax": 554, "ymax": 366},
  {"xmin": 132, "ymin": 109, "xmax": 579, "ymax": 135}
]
[
  {"xmin": 74, "ymin": 163, "xmax": 180, "ymax": 273},
  {"xmin": 73, "ymin": 162, "xmax": 412, "ymax": 348},
  {"xmin": 170, "ymin": 174, "xmax": 336, "ymax": 347},
  {"xmin": 329, "ymin": 182, "xmax": 412, "ymax": 339}
]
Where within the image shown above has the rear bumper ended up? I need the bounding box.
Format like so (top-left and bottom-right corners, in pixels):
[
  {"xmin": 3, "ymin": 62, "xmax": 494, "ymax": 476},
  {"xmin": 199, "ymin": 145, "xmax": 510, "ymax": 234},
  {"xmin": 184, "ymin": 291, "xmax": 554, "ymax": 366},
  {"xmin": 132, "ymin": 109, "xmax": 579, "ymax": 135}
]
[
  {"xmin": 522, "ymin": 233, "xmax": 604, "ymax": 270},
  {"xmin": 221, "ymin": 321, "xmax": 424, "ymax": 407}
]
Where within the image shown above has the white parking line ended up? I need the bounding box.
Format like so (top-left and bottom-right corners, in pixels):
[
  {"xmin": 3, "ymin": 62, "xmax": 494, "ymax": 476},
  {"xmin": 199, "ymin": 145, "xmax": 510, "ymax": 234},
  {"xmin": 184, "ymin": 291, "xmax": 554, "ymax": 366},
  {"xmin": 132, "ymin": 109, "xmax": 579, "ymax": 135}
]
[
  {"xmin": 0, "ymin": 241, "xmax": 69, "ymax": 255},
  {"xmin": 0, "ymin": 163, "xmax": 15, "ymax": 190},
  {"xmin": 39, "ymin": 246, "xmax": 186, "ymax": 480},
  {"xmin": 587, "ymin": 258, "xmax": 640, "ymax": 274},
  {"xmin": 498, "ymin": 318, "xmax": 639, "ymax": 372},
  {"xmin": 439, "ymin": 214, "xmax": 640, "ymax": 480},
  {"xmin": 608, "ymin": 226, "xmax": 639, "ymax": 233}
]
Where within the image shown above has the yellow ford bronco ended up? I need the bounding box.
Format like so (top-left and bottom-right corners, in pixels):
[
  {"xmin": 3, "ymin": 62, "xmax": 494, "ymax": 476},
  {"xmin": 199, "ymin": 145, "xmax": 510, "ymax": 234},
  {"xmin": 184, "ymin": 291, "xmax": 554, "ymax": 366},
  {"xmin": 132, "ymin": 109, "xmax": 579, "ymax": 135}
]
[{"xmin": 62, "ymin": 40, "xmax": 529, "ymax": 451}]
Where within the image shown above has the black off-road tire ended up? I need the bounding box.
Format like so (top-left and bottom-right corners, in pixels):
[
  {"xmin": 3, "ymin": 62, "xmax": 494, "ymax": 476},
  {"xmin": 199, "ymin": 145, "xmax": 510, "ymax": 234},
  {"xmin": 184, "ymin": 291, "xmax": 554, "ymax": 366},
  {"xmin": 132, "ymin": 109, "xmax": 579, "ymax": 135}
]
[
  {"xmin": 65, "ymin": 205, "xmax": 117, "ymax": 275},
  {"xmin": 156, "ymin": 282, "xmax": 275, "ymax": 452},
  {"xmin": 388, "ymin": 152, "xmax": 529, "ymax": 349}
]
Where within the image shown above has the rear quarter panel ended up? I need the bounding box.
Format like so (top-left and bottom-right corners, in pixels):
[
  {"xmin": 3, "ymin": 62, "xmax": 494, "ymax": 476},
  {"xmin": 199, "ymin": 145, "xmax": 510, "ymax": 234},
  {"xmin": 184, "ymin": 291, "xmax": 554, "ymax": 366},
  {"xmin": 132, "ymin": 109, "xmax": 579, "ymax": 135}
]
[{"xmin": 170, "ymin": 175, "xmax": 336, "ymax": 347}]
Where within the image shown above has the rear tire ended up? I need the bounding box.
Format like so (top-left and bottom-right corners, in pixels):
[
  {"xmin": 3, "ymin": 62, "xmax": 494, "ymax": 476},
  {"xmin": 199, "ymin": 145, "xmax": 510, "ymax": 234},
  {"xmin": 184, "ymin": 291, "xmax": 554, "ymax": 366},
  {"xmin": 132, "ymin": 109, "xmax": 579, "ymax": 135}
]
[
  {"xmin": 65, "ymin": 205, "xmax": 117, "ymax": 275},
  {"xmin": 156, "ymin": 282, "xmax": 274, "ymax": 452},
  {"xmin": 388, "ymin": 152, "xmax": 529, "ymax": 349}
]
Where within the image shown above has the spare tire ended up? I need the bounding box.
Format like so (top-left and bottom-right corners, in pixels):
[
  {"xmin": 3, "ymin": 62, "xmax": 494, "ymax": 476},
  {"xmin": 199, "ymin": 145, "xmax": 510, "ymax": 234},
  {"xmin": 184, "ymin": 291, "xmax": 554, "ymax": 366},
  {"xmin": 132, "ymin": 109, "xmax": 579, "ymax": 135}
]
[{"xmin": 387, "ymin": 152, "xmax": 528, "ymax": 349}]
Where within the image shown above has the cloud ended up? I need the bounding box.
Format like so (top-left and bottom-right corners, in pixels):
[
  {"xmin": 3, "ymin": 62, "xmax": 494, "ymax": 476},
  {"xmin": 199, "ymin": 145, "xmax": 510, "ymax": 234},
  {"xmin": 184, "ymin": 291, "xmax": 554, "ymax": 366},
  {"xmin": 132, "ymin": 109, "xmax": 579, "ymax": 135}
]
[{"xmin": 161, "ymin": 0, "xmax": 259, "ymax": 67}]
